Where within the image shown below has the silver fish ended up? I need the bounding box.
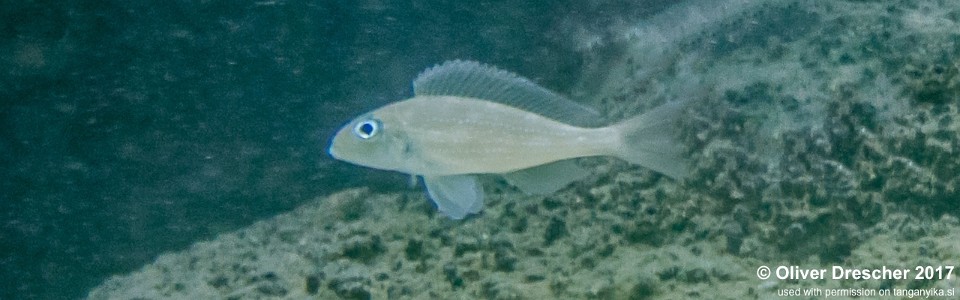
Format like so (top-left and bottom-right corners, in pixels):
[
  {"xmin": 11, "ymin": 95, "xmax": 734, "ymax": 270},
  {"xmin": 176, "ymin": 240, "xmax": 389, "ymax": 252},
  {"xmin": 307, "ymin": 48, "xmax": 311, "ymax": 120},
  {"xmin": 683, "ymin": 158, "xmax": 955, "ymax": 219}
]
[{"xmin": 329, "ymin": 60, "xmax": 688, "ymax": 219}]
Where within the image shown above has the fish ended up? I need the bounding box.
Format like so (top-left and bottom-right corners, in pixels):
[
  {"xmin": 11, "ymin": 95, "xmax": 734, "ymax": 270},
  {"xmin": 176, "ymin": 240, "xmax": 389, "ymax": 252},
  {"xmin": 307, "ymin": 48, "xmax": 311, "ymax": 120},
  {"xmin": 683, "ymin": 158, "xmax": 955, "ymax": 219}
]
[{"xmin": 328, "ymin": 60, "xmax": 689, "ymax": 219}]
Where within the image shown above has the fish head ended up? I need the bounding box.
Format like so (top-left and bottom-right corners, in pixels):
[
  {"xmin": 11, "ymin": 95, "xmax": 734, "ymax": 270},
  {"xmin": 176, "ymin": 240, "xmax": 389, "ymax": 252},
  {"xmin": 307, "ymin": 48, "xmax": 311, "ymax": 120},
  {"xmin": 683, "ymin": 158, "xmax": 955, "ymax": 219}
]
[{"xmin": 329, "ymin": 113, "xmax": 410, "ymax": 173}]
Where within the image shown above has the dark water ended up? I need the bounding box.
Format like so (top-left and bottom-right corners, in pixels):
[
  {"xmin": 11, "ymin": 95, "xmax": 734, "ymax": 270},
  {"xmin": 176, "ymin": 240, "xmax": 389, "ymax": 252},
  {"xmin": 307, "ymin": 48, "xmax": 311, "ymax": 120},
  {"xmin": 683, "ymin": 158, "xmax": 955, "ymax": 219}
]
[{"xmin": 0, "ymin": 1, "xmax": 679, "ymax": 299}]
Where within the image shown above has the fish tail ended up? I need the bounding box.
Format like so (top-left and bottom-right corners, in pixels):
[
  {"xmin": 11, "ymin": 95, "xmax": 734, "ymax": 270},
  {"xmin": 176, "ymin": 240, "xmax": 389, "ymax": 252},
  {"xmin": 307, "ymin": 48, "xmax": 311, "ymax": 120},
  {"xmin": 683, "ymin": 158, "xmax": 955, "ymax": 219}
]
[{"xmin": 611, "ymin": 101, "xmax": 690, "ymax": 179}]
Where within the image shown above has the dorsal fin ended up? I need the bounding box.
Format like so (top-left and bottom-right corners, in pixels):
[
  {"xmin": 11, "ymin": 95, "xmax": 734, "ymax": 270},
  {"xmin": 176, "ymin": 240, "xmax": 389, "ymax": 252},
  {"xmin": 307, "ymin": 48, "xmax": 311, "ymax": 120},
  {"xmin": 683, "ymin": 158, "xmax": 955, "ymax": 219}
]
[{"xmin": 413, "ymin": 60, "xmax": 605, "ymax": 127}]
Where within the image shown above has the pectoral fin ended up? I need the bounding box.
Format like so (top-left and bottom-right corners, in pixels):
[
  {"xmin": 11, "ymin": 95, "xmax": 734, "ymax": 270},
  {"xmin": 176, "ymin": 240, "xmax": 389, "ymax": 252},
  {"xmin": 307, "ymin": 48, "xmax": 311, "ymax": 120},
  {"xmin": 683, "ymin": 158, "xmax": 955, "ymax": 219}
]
[
  {"xmin": 423, "ymin": 175, "xmax": 484, "ymax": 219},
  {"xmin": 502, "ymin": 159, "xmax": 589, "ymax": 195}
]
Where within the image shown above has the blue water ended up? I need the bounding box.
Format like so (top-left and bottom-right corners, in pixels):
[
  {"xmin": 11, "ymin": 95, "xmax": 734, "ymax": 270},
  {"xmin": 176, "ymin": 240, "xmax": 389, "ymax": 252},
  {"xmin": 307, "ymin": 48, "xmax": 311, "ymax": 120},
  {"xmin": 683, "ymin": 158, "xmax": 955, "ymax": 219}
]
[
  {"xmin": 0, "ymin": 1, "xmax": 634, "ymax": 298},
  {"xmin": 5, "ymin": 0, "xmax": 960, "ymax": 299}
]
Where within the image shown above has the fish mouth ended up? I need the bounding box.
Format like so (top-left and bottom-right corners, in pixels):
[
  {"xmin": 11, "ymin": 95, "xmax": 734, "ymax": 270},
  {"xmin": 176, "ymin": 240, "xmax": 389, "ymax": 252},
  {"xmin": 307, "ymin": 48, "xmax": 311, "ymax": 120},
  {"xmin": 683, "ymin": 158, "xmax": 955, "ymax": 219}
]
[
  {"xmin": 327, "ymin": 145, "xmax": 340, "ymax": 159},
  {"xmin": 326, "ymin": 134, "xmax": 341, "ymax": 159}
]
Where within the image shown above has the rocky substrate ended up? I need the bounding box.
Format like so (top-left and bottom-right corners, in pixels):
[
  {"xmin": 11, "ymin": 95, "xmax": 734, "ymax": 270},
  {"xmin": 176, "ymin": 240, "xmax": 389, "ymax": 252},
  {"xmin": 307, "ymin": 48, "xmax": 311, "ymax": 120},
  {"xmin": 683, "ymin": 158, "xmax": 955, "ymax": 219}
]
[{"xmin": 89, "ymin": 0, "xmax": 960, "ymax": 299}]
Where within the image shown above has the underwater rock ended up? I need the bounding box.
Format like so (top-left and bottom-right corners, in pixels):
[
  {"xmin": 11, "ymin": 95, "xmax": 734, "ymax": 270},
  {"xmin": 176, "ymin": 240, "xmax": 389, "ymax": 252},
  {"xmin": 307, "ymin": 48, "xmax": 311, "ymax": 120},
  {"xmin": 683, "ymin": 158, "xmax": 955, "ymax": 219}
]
[
  {"xmin": 404, "ymin": 238, "xmax": 425, "ymax": 261},
  {"xmin": 494, "ymin": 246, "xmax": 518, "ymax": 272},
  {"xmin": 453, "ymin": 235, "xmax": 481, "ymax": 257},
  {"xmin": 442, "ymin": 263, "xmax": 464, "ymax": 289},
  {"xmin": 328, "ymin": 277, "xmax": 371, "ymax": 300},
  {"xmin": 903, "ymin": 58, "xmax": 960, "ymax": 105},
  {"xmin": 86, "ymin": 1, "xmax": 960, "ymax": 299},
  {"xmin": 543, "ymin": 216, "xmax": 567, "ymax": 246},
  {"xmin": 625, "ymin": 274, "xmax": 659, "ymax": 300},
  {"xmin": 338, "ymin": 234, "xmax": 385, "ymax": 263},
  {"xmin": 721, "ymin": 219, "xmax": 745, "ymax": 254}
]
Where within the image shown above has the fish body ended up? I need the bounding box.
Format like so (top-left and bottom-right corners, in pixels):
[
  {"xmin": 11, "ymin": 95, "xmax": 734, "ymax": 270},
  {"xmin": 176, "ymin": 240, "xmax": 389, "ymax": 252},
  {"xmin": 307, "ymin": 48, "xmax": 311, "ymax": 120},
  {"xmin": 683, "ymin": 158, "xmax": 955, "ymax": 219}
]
[
  {"xmin": 329, "ymin": 60, "xmax": 687, "ymax": 219},
  {"xmin": 336, "ymin": 95, "xmax": 614, "ymax": 175}
]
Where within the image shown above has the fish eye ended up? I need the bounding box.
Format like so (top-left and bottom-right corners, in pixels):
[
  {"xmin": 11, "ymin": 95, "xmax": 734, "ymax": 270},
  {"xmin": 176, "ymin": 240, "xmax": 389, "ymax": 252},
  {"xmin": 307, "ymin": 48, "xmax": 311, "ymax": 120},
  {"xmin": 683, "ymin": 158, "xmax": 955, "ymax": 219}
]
[{"xmin": 353, "ymin": 119, "xmax": 381, "ymax": 139}]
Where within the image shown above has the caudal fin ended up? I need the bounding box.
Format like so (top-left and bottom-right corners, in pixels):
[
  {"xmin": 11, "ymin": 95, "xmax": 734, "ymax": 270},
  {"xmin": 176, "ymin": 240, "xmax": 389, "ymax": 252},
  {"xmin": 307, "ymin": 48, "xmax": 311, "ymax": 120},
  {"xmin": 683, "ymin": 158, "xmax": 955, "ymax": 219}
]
[{"xmin": 611, "ymin": 101, "xmax": 690, "ymax": 179}]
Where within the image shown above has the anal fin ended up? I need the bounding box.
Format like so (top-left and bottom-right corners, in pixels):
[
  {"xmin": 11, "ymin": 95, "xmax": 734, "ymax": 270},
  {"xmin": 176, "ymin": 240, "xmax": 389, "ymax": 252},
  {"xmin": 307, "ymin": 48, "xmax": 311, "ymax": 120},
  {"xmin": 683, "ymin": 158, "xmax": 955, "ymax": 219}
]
[{"xmin": 502, "ymin": 159, "xmax": 589, "ymax": 195}]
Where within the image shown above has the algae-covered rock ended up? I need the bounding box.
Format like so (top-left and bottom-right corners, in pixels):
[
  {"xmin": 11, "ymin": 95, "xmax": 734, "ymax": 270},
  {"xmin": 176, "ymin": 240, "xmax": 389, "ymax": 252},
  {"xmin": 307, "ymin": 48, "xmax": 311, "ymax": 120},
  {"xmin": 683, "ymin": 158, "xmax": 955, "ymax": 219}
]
[{"xmin": 88, "ymin": 1, "xmax": 960, "ymax": 299}]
